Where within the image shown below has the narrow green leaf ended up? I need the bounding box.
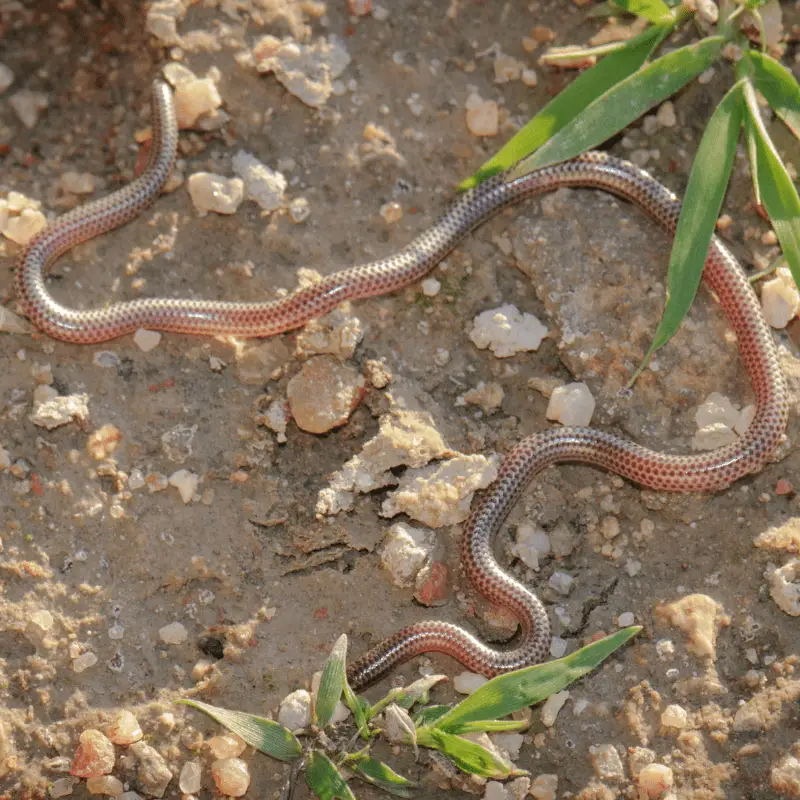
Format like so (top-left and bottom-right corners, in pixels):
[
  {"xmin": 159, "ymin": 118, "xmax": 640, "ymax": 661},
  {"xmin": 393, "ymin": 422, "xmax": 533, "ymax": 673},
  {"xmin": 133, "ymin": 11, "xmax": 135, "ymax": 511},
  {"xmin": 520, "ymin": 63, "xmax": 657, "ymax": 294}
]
[
  {"xmin": 633, "ymin": 80, "xmax": 744, "ymax": 381},
  {"xmin": 178, "ymin": 699, "xmax": 302, "ymax": 761},
  {"xmin": 348, "ymin": 754, "xmax": 416, "ymax": 798},
  {"xmin": 434, "ymin": 628, "xmax": 640, "ymax": 733},
  {"xmin": 744, "ymin": 108, "xmax": 763, "ymax": 206},
  {"xmin": 449, "ymin": 719, "xmax": 530, "ymax": 734},
  {"xmin": 316, "ymin": 634, "xmax": 347, "ymax": 727},
  {"xmin": 367, "ymin": 675, "xmax": 448, "ymax": 719},
  {"xmin": 306, "ymin": 751, "xmax": 356, "ymax": 800},
  {"xmin": 509, "ymin": 36, "xmax": 724, "ymax": 178},
  {"xmin": 747, "ymin": 50, "xmax": 800, "ymax": 140},
  {"xmin": 416, "ymin": 727, "xmax": 523, "ymax": 779},
  {"xmin": 342, "ymin": 678, "xmax": 370, "ymax": 739},
  {"xmin": 743, "ymin": 81, "xmax": 800, "ymax": 288},
  {"xmin": 611, "ymin": 0, "xmax": 673, "ymax": 24},
  {"xmin": 413, "ymin": 705, "xmax": 451, "ymax": 727},
  {"xmin": 461, "ymin": 22, "xmax": 671, "ymax": 188}
]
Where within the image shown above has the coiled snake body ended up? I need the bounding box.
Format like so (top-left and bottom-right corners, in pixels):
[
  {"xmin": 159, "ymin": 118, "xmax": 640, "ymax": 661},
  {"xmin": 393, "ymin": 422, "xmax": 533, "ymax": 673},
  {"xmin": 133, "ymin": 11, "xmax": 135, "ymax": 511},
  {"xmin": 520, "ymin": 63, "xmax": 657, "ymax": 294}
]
[{"xmin": 16, "ymin": 81, "xmax": 788, "ymax": 689}]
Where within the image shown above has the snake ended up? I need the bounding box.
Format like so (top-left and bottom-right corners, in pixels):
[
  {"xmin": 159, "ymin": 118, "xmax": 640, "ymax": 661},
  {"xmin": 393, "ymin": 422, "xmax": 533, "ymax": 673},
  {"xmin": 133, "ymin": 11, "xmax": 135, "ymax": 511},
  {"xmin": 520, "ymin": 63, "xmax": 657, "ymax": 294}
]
[{"xmin": 15, "ymin": 80, "xmax": 788, "ymax": 690}]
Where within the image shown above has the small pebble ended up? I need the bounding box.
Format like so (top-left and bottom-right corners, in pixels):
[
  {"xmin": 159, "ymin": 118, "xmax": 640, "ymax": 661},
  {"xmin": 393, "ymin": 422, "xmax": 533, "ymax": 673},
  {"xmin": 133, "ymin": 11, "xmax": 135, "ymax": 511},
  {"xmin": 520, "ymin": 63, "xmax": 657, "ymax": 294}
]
[
  {"xmin": 174, "ymin": 77, "xmax": 222, "ymax": 128},
  {"xmin": 540, "ymin": 690, "xmax": 569, "ymax": 727},
  {"xmin": 71, "ymin": 730, "xmax": 115, "ymax": 778},
  {"xmin": 211, "ymin": 758, "xmax": 250, "ymax": 796},
  {"xmin": 289, "ymin": 197, "xmax": 310, "ymax": 223},
  {"xmin": 589, "ymin": 743, "xmax": 624, "ymax": 781},
  {"xmin": 50, "ymin": 778, "xmax": 78, "ymax": 798},
  {"xmin": 73, "ymin": 652, "xmax": 98, "ymax": 673},
  {"xmin": 546, "ymin": 382, "xmax": 595, "ymax": 427},
  {"xmin": 232, "ymin": 150, "xmax": 286, "ymax": 212},
  {"xmin": 380, "ymin": 201, "xmax": 403, "ymax": 223},
  {"xmin": 159, "ymin": 621, "xmax": 188, "ymax": 644},
  {"xmin": 638, "ymin": 763, "xmax": 674, "ymax": 797},
  {"xmin": 3, "ymin": 208, "xmax": 47, "ymax": 244},
  {"xmin": 169, "ymin": 469, "xmax": 198, "ymax": 504},
  {"xmin": 278, "ymin": 689, "xmax": 312, "ymax": 730},
  {"xmin": 86, "ymin": 775, "xmax": 124, "ymax": 796},
  {"xmin": 550, "ymin": 637, "xmax": 567, "ymax": 658},
  {"xmin": 59, "ymin": 171, "xmax": 95, "ymax": 195},
  {"xmin": 208, "ymin": 734, "xmax": 246, "ymax": 759},
  {"xmin": 655, "ymin": 101, "xmax": 677, "ymax": 127},
  {"xmin": 660, "ymin": 704, "xmax": 688, "ymax": 730},
  {"xmin": 618, "ymin": 611, "xmax": 635, "ymax": 627},
  {"xmin": 422, "ymin": 277, "xmax": 441, "ymax": 296},
  {"xmin": 530, "ymin": 774, "xmax": 558, "ymax": 800},
  {"xmin": 465, "ymin": 92, "xmax": 499, "ymax": 137},
  {"xmin": 761, "ymin": 267, "xmax": 800, "ymax": 329},
  {"xmin": 548, "ymin": 571, "xmax": 574, "ymax": 596},
  {"xmin": 178, "ymin": 760, "xmax": 203, "ymax": 794},
  {"xmin": 187, "ymin": 173, "xmax": 245, "ymax": 216},
  {"xmin": 0, "ymin": 63, "xmax": 13, "ymax": 94},
  {"xmin": 9, "ymin": 89, "xmax": 49, "ymax": 128},
  {"xmin": 453, "ymin": 671, "xmax": 489, "ymax": 694},
  {"xmin": 106, "ymin": 711, "xmax": 143, "ymax": 746},
  {"xmin": 133, "ymin": 329, "xmax": 161, "ymax": 352}
]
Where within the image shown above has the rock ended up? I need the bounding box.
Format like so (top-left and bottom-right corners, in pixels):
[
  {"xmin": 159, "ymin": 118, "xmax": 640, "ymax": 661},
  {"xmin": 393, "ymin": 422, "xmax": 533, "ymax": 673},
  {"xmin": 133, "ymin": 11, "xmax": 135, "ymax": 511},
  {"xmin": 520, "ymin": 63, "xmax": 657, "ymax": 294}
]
[
  {"xmin": 145, "ymin": 0, "xmax": 187, "ymax": 45},
  {"xmin": 541, "ymin": 690, "xmax": 569, "ymax": 727},
  {"xmin": 453, "ymin": 672, "xmax": 489, "ymax": 694},
  {"xmin": 159, "ymin": 621, "xmax": 188, "ymax": 644},
  {"xmin": 414, "ymin": 559, "xmax": 449, "ymax": 606},
  {"xmin": 530, "ymin": 774, "xmax": 558, "ymax": 800},
  {"xmin": 86, "ymin": 775, "xmax": 124, "ymax": 795},
  {"xmin": 59, "ymin": 171, "xmax": 95, "ymax": 195},
  {"xmin": 661, "ymin": 704, "xmax": 688, "ymax": 730},
  {"xmin": 460, "ymin": 381, "xmax": 505, "ymax": 413},
  {"xmin": 618, "ymin": 611, "xmax": 636, "ymax": 627},
  {"xmin": 762, "ymin": 267, "xmax": 800, "ymax": 329},
  {"xmin": 512, "ymin": 524, "xmax": 551, "ymax": 571},
  {"xmin": 470, "ymin": 304, "xmax": 548, "ymax": 357},
  {"xmin": 106, "ymin": 711, "xmax": 143, "ymax": 745},
  {"xmin": 0, "ymin": 306, "xmax": 32, "ymax": 334},
  {"xmin": 465, "ymin": 92, "xmax": 499, "ymax": 137},
  {"xmin": 24, "ymin": 609, "xmax": 54, "ymax": 644},
  {"xmin": 589, "ymin": 744, "xmax": 625, "ymax": 781},
  {"xmin": 133, "ymin": 329, "xmax": 161, "ymax": 352},
  {"xmin": 72, "ymin": 652, "xmax": 98, "ymax": 673},
  {"xmin": 169, "ymin": 470, "xmax": 198, "ymax": 504},
  {"xmin": 733, "ymin": 701, "xmax": 764, "ymax": 733},
  {"xmin": 507, "ymin": 776, "xmax": 531, "ymax": 800},
  {"xmin": 174, "ymin": 77, "xmax": 222, "ymax": 128},
  {"xmin": 755, "ymin": 519, "xmax": 800, "ymax": 553},
  {"xmin": 9, "ymin": 90, "xmax": 49, "ymax": 128},
  {"xmin": 381, "ymin": 523, "xmax": 437, "ymax": 587},
  {"xmin": 129, "ymin": 742, "xmax": 173, "ymax": 798},
  {"xmin": 286, "ymin": 356, "xmax": 365, "ymax": 434},
  {"xmin": 86, "ymin": 424, "xmax": 122, "ymax": 461},
  {"xmin": 178, "ymin": 760, "xmax": 202, "ymax": 793},
  {"xmin": 768, "ymin": 560, "xmax": 800, "ymax": 616},
  {"xmin": 71, "ymin": 730, "xmax": 115, "ymax": 778},
  {"xmin": 546, "ymin": 382, "xmax": 595, "ymax": 427},
  {"xmin": 0, "ymin": 63, "xmax": 13, "ymax": 94},
  {"xmin": 208, "ymin": 735, "xmax": 246, "ymax": 759},
  {"xmin": 691, "ymin": 421, "xmax": 739, "ymax": 450},
  {"xmin": 491, "ymin": 732, "xmax": 523, "ymax": 761},
  {"xmin": 236, "ymin": 339, "xmax": 291, "ymax": 384},
  {"xmin": 550, "ymin": 637, "xmax": 568, "ymax": 658},
  {"xmin": 3, "ymin": 208, "xmax": 47, "ymax": 244},
  {"xmin": 278, "ymin": 689, "xmax": 312, "ymax": 731},
  {"xmin": 548, "ymin": 572, "xmax": 574, "ymax": 596},
  {"xmin": 231, "ymin": 150, "xmax": 286, "ymax": 212},
  {"xmin": 49, "ymin": 778, "xmax": 78, "ymax": 798},
  {"xmin": 483, "ymin": 781, "xmax": 509, "ymax": 800},
  {"xmin": 771, "ymin": 752, "xmax": 800, "ymax": 796},
  {"xmin": 550, "ymin": 520, "xmax": 577, "ymax": 557},
  {"xmin": 211, "ymin": 758, "xmax": 250, "ymax": 797},
  {"xmin": 637, "ymin": 763, "xmax": 673, "ymax": 797},
  {"xmin": 289, "ymin": 197, "xmax": 311, "ymax": 223},
  {"xmin": 161, "ymin": 424, "xmax": 197, "ymax": 463},
  {"xmin": 493, "ymin": 52, "xmax": 522, "ymax": 84},
  {"xmin": 253, "ymin": 35, "xmax": 351, "ymax": 108},
  {"xmin": 656, "ymin": 101, "xmax": 677, "ymax": 127},
  {"xmin": 656, "ymin": 593, "xmax": 728, "ymax": 659},
  {"xmin": 186, "ymin": 173, "xmax": 244, "ymax": 216},
  {"xmin": 30, "ymin": 393, "xmax": 89, "ymax": 430},
  {"xmin": 422, "ymin": 278, "xmax": 441, "ymax": 296},
  {"xmin": 295, "ymin": 310, "xmax": 363, "ymax": 360},
  {"xmin": 263, "ymin": 399, "xmax": 289, "ymax": 443},
  {"xmin": 380, "ymin": 453, "xmax": 500, "ymax": 527}
]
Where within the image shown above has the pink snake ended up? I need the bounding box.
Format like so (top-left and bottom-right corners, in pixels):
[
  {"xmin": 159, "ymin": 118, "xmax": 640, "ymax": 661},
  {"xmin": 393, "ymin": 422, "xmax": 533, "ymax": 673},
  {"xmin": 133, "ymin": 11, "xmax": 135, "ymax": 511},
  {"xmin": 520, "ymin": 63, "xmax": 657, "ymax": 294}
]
[{"xmin": 15, "ymin": 81, "xmax": 788, "ymax": 689}]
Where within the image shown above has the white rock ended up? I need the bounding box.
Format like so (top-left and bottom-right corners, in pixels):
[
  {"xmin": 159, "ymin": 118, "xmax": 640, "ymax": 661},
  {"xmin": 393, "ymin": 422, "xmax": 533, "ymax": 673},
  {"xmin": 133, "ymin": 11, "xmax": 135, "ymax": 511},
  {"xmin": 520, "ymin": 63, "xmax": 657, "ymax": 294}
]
[
  {"xmin": 470, "ymin": 304, "xmax": 548, "ymax": 357},
  {"xmin": 512, "ymin": 524, "xmax": 550, "ymax": 571},
  {"xmin": 49, "ymin": 777, "xmax": 78, "ymax": 798},
  {"xmin": 59, "ymin": 171, "xmax": 95, "ymax": 195},
  {"xmin": 169, "ymin": 469, "xmax": 198, "ymax": 504},
  {"xmin": 25, "ymin": 609, "xmax": 54, "ymax": 641},
  {"xmin": 546, "ymin": 382, "xmax": 595, "ymax": 427},
  {"xmin": 211, "ymin": 758, "xmax": 250, "ymax": 797},
  {"xmin": 493, "ymin": 53, "xmax": 522, "ymax": 84},
  {"xmin": 761, "ymin": 267, "xmax": 800, "ymax": 329},
  {"xmin": 187, "ymin": 172, "xmax": 244, "ymax": 216},
  {"xmin": 530, "ymin": 774, "xmax": 558, "ymax": 800},
  {"xmin": 656, "ymin": 101, "xmax": 677, "ymax": 127},
  {"xmin": 483, "ymin": 781, "xmax": 509, "ymax": 800},
  {"xmin": 453, "ymin": 671, "xmax": 489, "ymax": 694},
  {"xmin": 0, "ymin": 63, "xmax": 14, "ymax": 94},
  {"xmin": 231, "ymin": 150, "xmax": 287, "ymax": 212},
  {"xmin": 278, "ymin": 689, "xmax": 312, "ymax": 731},
  {"xmin": 128, "ymin": 469, "xmax": 145, "ymax": 490},
  {"xmin": 768, "ymin": 559, "xmax": 800, "ymax": 616},
  {"xmin": 264, "ymin": 399, "xmax": 289, "ymax": 443},
  {"xmin": 691, "ymin": 421, "xmax": 738, "ymax": 451},
  {"xmin": 174, "ymin": 77, "xmax": 222, "ymax": 128},
  {"xmin": 589, "ymin": 743, "xmax": 625, "ymax": 781},
  {"xmin": 3, "ymin": 208, "xmax": 47, "ymax": 244},
  {"xmin": 179, "ymin": 760, "xmax": 203, "ymax": 794},
  {"xmin": 381, "ymin": 522, "xmax": 437, "ymax": 587},
  {"xmin": 253, "ymin": 35, "xmax": 351, "ymax": 108},
  {"xmin": 548, "ymin": 571, "xmax": 574, "ymax": 596},
  {"xmin": 0, "ymin": 306, "xmax": 31, "ymax": 334},
  {"xmin": 540, "ymin": 690, "xmax": 569, "ymax": 727},
  {"xmin": 133, "ymin": 329, "xmax": 161, "ymax": 352},
  {"xmin": 465, "ymin": 92, "xmax": 499, "ymax": 137},
  {"xmin": 638, "ymin": 763, "xmax": 673, "ymax": 796},
  {"xmin": 145, "ymin": 0, "xmax": 187, "ymax": 44},
  {"xmin": 695, "ymin": 392, "xmax": 741, "ymax": 430},
  {"xmin": 618, "ymin": 611, "xmax": 635, "ymax": 627},
  {"xmin": 521, "ymin": 68, "xmax": 538, "ymax": 86},
  {"xmin": 550, "ymin": 637, "xmax": 567, "ymax": 658},
  {"xmin": 422, "ymin": 278, "xmax": 441, "ymax": 297},
  {"xmin": 73, "ymin": 652, "xmax": 98, "ymax": 673},
  {"xmin": 9, "ymin": 90, "xmax": 49, "ymax": 128},
  {"xmin": 507, "ymin": 777, "xmax": 531, "ymax": 800},
  {"xmin": 771, "ymin": 753, "xmax": 800, "ymax": 795},
  {"xmin": 661, "ymin": 704, "xmax": 688, "ymax": 729},
  {"xmin": 159, "ymin": 621, "xmax": 188, "ymax": 644},
  {"xmin": 491, "ymin": 732, "xmax": 523, "ymax": 761},
  {"xmin": 29, "ymin": 393, "xmax": 89, "ymax": 430}
]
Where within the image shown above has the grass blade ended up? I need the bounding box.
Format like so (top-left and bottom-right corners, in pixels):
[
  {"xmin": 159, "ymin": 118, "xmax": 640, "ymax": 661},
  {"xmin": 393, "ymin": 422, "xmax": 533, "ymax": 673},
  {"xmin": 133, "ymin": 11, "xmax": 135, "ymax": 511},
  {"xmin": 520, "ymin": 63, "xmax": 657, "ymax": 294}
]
[
  {"xmin": 747, "ymin": 50, "xmax": 800, "ymax": 140},
  {"xmin": 433, "ymin": 628, "xmax": 640, "ymax": 733},
  {"xmin": 632, "ymin": 80, "xmax": 744, "ymax": 381},
  {"xmin": 347, "ymin": 754, "xmax": 416, "ymax": 798},
  {"xmin": 416, "ymin": 727, "xmax": 523, "ymax": 779},
  {"xmin": 460, "ymin": 22, "xmax": 671, "ymax": 188},
  {"xmin": 611, "ymin": 0, "xmax": 673, "ymax": 24},
  {"xmin": 448, "ymin": 719, "xmax": 529, "ymax": 734},
  {"xmin": 306, "ymin": 751, "xmax": 356, "ymax": 800},
  {"xmin": 509, "ymin": 36, "xmax": 724, "ymax": 178},
  {"xmin": 413, "ymin": 705, "xmax": 451, "ymax": 727},
  {"xmin": 743, "ymin": 81, "xmax": 800, "ymax": 287},
  {"xmin": 315, "ymin": 634, "xmax": 347, "ymax": 727},
  {"xmin": 178, "ymin": 699, "xmax": 302, "ymax": 761}
]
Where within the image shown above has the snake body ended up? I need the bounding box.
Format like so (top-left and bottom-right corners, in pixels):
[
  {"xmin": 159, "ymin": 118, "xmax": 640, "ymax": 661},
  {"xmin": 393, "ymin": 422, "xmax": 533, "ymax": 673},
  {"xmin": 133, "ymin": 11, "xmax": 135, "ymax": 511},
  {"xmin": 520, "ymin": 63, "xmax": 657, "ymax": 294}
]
[{"xmin": 16, "ymin": 81, "xmax": 788, "ymax": 689}]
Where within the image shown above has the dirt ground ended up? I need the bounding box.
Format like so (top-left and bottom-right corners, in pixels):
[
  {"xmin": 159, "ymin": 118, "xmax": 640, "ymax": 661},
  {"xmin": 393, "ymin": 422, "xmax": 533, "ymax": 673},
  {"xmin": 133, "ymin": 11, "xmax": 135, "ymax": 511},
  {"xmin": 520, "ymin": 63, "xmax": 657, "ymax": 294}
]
[{"xmin": 1, "ymin": 1, "xmax": 800, "ymax": 798}]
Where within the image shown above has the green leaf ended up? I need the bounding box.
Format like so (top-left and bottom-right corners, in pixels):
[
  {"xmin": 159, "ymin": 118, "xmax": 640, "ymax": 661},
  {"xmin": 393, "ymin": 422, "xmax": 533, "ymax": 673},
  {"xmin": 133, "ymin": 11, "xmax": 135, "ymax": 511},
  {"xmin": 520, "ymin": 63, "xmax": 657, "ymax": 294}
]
[
  {"xmin": 416, "ymin": 727, "xmax": 523, "ymax": 779},
  {"xmin": 509, "ymin": 36, "xmax": 724, "ymax": 179},
  {"xmin": 743, "ymin": 81, "xmax": 800, "ymax": 288},
  {"xmin": 177, "ymin": 699, "xmax": 302, "ymax": 762},
  {"xmin": 611, "ymin": 0, "xmax": 673, "ymax": 24},
  {"xmin": 747, "ymin": 50, "xmax": 800, "ymax": 140},
  {"xmin": 347, "ymin": 754, "xmax": 416, "ymax": 798},
  {"xmin": 306, "ymin": 751, "xmax": 356, "ymax": 800},
  {"xmin": 433, "ymin": 628, "xmax": 640, "ymax": 733},
  {"xmin": 460, "ymin": 22, "xmax": 671, "ymax": 188},
  {"xmin": 316, "ymin": 634, "xmax": 347, "ymax": 727},
  {"xmin": 633, "ymin": 80, "xmax": 744, "ymax": 381},
  {"xmin": 413, "ymin": 705, "xmax": 452, "ymax": 727},
  {"xmin": 368, "ymin": 675, "xmax": 448, "ymax": 719},
  {"xmin": 449, "ymin": 719, "xmax": 529, "ymax": 734},
  {"xmin": 343, "ymin": 678, "xmax": 370, "ymax": 740}
]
